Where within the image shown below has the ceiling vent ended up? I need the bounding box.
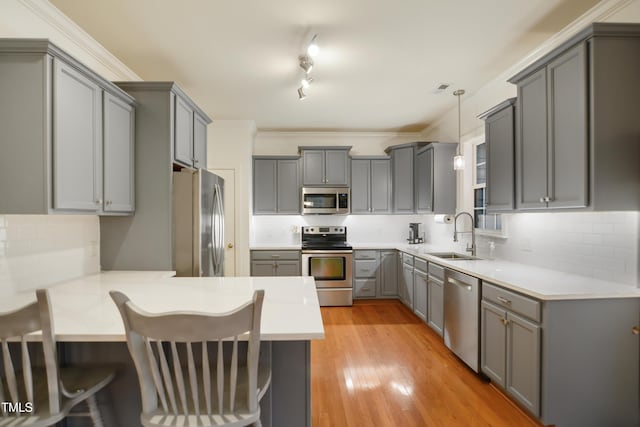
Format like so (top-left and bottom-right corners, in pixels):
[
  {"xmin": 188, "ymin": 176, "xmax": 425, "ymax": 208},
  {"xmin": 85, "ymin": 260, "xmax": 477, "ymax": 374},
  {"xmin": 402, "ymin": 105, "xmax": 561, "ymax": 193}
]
[{"xmin": 432, "ymin": 83, "xmax": 450, "ymax": 94}]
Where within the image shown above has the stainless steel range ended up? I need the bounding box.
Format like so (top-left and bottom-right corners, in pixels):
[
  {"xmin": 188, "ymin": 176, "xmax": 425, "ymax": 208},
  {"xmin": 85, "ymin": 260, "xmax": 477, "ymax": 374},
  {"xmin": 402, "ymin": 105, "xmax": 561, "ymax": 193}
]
[{"xmin": 301, "ymin": 226, "xmax": 353, "ymax": 306}]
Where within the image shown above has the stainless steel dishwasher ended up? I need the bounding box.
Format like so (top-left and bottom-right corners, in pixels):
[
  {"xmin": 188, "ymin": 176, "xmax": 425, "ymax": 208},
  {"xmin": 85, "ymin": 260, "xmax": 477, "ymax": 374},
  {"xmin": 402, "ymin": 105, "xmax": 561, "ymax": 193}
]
[{"xmin": 444, "ymin": 268, "xmax": 480, "ymax": 372}]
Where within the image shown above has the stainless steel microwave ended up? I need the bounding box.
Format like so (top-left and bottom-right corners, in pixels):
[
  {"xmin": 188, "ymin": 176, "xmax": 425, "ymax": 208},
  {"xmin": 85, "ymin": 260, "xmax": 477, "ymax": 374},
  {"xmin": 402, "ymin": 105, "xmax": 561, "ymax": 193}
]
[{"xmin": 302, "ymin": 187, "xmax": 350, "ymax": 214}]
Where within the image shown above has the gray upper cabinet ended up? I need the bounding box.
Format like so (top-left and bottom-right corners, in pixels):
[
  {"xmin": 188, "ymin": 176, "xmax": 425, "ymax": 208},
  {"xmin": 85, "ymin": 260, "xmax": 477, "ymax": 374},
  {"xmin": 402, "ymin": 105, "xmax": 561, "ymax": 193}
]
[
  {"xmin": 415, "ymin": 143, "xmax": 456, "ymax": 214},
  {"xmin": 509, "ymin": 23, "xmax": 640, "ymax": 211},
  {"xmin": 388, "ymin": 145, "xmax": 416, "ymax": 213},
  {"xmin": 52, "ymin": 58, "xmax": 102, "ymax": 212},
  {"xmin": 0, "ymin": 39, "xmax": 135, "ymax": 215},
  {"xmin": 300, "ymin": 146, "xmax": 350, "ymax": 186},
  {"xmin": 253, "ymin": 156, "xmax": 300, "ymax": 214},
  {"xmin": 174, "ymin": 95, "xmax": 194, "ymax": 167},
  {"xmin": 172, "ymin": 91, "xmax": 211, "ymax": 169},
  {"xmin": 479, "ymin": 98, "xmax": 516, "ymax": 212},
  {"xmin": 350, "ymin": 157, "xmax": 391, "ymax": 214},
  {"xmin": 100, "ymin": 82, "xmax": 209, "ymax": 270},
  {"xmin": 103, "ymin": 93, "xmax": 135, "ymax": 213},
  {"xmin": 193, "ymin": 111, "xmax": 208, "ymax": 168}
]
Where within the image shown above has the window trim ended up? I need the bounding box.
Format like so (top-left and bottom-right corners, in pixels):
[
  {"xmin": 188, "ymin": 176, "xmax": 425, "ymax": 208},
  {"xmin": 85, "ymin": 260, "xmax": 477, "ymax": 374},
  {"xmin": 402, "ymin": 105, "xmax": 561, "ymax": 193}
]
[{"xmin": 471, "ymin": 140, "xmax": 508, "ymax": 238}]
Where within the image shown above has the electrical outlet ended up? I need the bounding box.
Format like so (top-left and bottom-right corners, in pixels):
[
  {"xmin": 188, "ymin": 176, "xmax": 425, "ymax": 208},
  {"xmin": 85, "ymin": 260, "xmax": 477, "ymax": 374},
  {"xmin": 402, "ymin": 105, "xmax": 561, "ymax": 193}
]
[{"xmin": 520, "ymin": 238, "xmax": 532, "ymax": 252}]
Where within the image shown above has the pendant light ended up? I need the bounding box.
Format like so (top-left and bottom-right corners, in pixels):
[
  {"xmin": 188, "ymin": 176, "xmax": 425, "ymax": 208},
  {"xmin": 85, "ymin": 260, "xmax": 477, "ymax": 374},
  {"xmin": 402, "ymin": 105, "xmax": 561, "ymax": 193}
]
[{"xmin": 453, "ymin": 89, "xmax": 465, "ymax": 170}]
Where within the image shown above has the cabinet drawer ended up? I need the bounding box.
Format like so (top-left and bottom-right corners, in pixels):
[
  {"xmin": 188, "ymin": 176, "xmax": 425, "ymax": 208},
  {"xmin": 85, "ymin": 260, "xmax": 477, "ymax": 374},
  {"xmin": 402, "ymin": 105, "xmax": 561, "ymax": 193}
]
[
  {"xmin": 414, "ymin": 257, "xmax": 428, "ymax": 273},
  {"xmin": 354, "ymin": 278, "xmax": 377, "ymax": 298},
  {"xmin": 402, "ymin": 253, "xmax": 414, "ymax": 266},
  {"xmin": 354, "ymin": 259, "xmax": 379, "ymax": 278},
  {"xmin": 483, "ymin": 282, "xmax": 541, "ymax": 322},
  {"xmin": 355, "ymin": 250, "xmax": 379, "ymax": 260},
  {"xmin": 429, "ymin": 263, "xmax": 445, "ymax": 280},
  {"xmin": 251, "ymin": 250, "xmax": 300, "ymax": 261}
]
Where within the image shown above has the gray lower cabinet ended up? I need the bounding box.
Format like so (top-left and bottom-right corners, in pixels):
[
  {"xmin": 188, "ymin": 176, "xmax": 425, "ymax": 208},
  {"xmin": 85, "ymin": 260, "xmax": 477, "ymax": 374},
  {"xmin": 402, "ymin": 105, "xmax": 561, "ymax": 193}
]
[
  {"xmin": 413, "ymin": 265, "xmax": 428, "ymax": 322},
  {"xmin": 300, "ymin": 147, "xmax": 350, "ymax": 186},
  {"xmin": 399, "ymin": 254, "xmax": 414, "ymax": 309},
  {"xmin": 0, "ymin": 40, "xmax": 135, "ymax": 215},
  {"xmin": 415, "ymin": 143, "xmax": 456, "ymax": 214},
  {"xmin": 426, "ymin": 263, "xmax": 444, "ymax": 336},
  {"xmin": 478, "ymin": 98, "xmax": 516, "ymax": 212},
  {"xmin": 481, "ymin": 280, "xmax": 639, "ymax": 427},
  {"xmin": 250, "ymin": 251, "xmax": 301, "ymax": 277},
  {"xmin": 173, "ymin": 92, "xmax": 211, "ymax": 169},
  {"xmin": 253, "ymin": 157, "xmax": 300, "ymax": 214},
  {"xmin": 509, "ymin": 23, "xmax": 640, "ymax": 211},
  {"xmin": 481, "ymin": 299, "xmax": 540, "ymax": 416},
  {"xmin": 350, "ymin": 157, "xmax": 392, "ymax": 214},
  {"xmin": 379, "ymin": 251, "xmax": 398, "ymax": 296},
  {"xmin": 353, "ymin": 250, "xmax": 379, "ymax": 299}
]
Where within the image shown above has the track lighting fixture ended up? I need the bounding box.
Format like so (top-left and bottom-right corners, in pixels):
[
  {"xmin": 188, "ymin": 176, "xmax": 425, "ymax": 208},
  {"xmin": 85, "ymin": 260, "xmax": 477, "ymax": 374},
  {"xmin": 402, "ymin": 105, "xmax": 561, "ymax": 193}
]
[{"xmin": 296, "ymin": 34, "xmax": 319, "ymax": 99}]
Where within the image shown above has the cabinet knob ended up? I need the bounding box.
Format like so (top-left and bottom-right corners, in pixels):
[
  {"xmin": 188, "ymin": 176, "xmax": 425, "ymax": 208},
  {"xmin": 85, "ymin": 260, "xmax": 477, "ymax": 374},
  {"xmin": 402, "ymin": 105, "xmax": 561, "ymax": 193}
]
[
  {"xmin": 95, "ymin": 199, "xmax": 103, "ymax": 205},
  {"xmin": 539, "ymin": 197, "xmax": 545, "ymax": 203},
  {"xmin": 633, "ymin": 326, "xmax": 640, "ymax": 335},
  {"xmin": 194, "ymin": 159, "xmax": 199, "ymax": 164},
  {"xmin": 501, "ymin": 318, "xmax": 509, "ymax": 326},
  {"xmin": 227, "ymin": 243, "xmax": 234, "ymax": 249}
]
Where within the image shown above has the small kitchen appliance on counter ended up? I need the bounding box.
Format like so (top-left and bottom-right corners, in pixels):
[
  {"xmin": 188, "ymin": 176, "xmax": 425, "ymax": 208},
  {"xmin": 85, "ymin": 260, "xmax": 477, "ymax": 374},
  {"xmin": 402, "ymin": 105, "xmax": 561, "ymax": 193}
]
[
  {"xmin": 301, "ymin": 226, "xmax": 353, "ymax": 306},
  {"xmin": 408, "ymin": 222, "xmax": 424, "ymax": 244}
]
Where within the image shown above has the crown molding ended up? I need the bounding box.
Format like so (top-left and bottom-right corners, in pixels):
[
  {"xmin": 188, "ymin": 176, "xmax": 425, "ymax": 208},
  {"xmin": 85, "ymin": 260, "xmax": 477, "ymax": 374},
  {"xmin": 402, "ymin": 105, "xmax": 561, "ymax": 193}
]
[
  {"xmin": 496, "ymin": 0, "xmax": 634, "ymax": 83},
  {"xmin": 18, "ymin": 0, "xmax": 141, "ymax": 81},
  {"xmin": 256, "ymin": 130, "xmax": 424, "ymax": 138}
]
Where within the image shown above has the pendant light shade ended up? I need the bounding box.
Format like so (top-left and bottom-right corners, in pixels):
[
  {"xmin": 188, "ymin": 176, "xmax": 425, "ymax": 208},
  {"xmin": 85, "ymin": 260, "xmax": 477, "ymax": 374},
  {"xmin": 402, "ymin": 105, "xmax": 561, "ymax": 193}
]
[{"xmin": 453, "ymin": 89, "xmax": 465, "ymax": 171}]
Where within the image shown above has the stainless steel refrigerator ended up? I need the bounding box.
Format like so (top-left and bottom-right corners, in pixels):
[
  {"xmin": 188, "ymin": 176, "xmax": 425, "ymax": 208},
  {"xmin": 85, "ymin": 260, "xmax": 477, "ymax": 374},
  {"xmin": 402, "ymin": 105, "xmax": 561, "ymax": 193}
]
[{"xmin": 173, "ymin": 168, "xmax": 225, "ymax": 277}]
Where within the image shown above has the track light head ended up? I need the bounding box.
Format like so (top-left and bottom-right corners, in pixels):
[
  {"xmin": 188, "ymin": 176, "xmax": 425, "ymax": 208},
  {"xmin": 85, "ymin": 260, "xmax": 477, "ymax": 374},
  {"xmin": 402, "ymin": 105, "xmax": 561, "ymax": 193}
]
[
  {"xmin": 301, "ymin": 76, "xmax": 313, "ymax": 89},
  {"xmin": 299, "ymin": 55, "xmax": 314, "ymax": 74},
  {"xmin": 307, "ymin": 34, "xmax": 319, "ymax": 58},
  {"xmin": 297, "ymin": 87, "xmax": 307, "ymax": 100}
]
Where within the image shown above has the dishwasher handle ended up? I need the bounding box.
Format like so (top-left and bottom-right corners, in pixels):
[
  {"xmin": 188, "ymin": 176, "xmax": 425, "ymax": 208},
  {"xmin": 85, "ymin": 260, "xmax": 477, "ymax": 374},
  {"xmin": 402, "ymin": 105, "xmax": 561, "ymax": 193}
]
[{"xmin": 447, "ymin": 276, "xmax": 472, "ymax": 291}]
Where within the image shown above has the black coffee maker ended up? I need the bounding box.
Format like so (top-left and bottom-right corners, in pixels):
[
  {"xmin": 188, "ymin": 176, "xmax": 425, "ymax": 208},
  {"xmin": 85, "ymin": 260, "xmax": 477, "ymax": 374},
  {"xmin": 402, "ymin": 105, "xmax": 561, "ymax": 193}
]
[{"xmin": 408, "ymin": 222, "xmax": 423, "ymax": 244}]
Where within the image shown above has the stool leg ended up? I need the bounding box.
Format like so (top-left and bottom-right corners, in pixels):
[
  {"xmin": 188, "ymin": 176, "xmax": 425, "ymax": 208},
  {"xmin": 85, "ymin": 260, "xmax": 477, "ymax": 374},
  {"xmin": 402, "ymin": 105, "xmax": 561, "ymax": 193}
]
[{"xmin": 86, "ymin": 395, "xmax": 104, "ymax": 427}]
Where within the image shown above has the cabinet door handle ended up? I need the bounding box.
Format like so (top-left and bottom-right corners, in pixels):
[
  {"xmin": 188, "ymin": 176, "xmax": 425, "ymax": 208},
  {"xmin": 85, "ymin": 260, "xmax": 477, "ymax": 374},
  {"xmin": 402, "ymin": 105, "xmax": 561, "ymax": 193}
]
[
  {"xmin": 95, "ymin": 199, "xmax": 103, "ymax": 205},
  {"xmin": 633, "ymin": 326, "xmax": 640, "ymax": 335},
  {"xmin": 496, "ymin": 296, "xmax": 511, "ymax": 305},
  {"xmin": 539, "ymin": 197, "xmax": 545, "ymax": 203},
  {"xmin": 271, "ymin": 255, "xmax": 280, "ymax": 258}
]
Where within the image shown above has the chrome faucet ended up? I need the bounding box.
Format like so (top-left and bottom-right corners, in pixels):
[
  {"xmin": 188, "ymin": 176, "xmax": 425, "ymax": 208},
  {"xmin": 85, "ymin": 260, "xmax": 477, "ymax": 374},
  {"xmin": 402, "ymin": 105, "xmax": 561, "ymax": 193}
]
[{"xmin": 453, "ymin": 211, "xmax": 476, "ymax": 256}]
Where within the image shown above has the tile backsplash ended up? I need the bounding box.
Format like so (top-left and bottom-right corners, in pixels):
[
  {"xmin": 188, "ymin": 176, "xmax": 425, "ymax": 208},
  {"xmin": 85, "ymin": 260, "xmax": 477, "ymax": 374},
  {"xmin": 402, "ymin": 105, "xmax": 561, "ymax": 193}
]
[
  {"xmin": 0, "ymin": 215, "xmax": 100, "ymax": 297},
  {"xmin": 476, "ymin": 212, "xmax": 639, "ymax": 286},
  {"xmin": 252, "ymin": 211, "xmax": 639, "ymax": 286}
]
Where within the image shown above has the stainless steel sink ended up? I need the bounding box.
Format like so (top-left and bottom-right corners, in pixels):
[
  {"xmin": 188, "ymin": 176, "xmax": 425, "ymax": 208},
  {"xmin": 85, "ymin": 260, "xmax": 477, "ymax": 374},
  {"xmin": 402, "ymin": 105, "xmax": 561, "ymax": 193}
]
[{"xmin": 427, "ymin": 252, "xmax": 481, "ymax": 261}]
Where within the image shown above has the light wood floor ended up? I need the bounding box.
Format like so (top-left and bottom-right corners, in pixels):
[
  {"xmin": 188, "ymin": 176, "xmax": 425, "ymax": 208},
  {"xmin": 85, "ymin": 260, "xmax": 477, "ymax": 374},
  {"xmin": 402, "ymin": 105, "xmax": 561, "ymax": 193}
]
[{"xmin": 311, "ymin": 299, "xmax": 542, "ymax": 427}]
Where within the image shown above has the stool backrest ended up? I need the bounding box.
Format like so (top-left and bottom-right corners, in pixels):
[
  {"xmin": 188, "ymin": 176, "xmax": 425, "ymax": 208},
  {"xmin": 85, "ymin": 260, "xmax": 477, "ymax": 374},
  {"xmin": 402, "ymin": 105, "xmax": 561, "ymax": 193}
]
[
  {"xmin": 0, "ymin": 289, "xmax": 60, "ymax": 415},
  {"xmin": 110, "ymin": 290, "xmax": 265, "ymax": 417}
]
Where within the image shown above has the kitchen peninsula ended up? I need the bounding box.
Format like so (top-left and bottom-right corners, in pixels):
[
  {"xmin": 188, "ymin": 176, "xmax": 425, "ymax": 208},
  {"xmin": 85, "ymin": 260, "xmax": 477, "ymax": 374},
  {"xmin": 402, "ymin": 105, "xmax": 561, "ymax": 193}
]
[{"xmin": 0, "ymin": 272, "xmax": 324, "ymax": 427}]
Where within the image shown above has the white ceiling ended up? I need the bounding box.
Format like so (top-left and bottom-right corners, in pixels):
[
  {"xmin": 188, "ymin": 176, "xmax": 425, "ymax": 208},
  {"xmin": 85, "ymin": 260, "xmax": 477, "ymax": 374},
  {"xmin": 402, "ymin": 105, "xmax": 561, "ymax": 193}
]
[{"xmin": 50, "ymin": 0, "xmax": 599, "ymax": 132}]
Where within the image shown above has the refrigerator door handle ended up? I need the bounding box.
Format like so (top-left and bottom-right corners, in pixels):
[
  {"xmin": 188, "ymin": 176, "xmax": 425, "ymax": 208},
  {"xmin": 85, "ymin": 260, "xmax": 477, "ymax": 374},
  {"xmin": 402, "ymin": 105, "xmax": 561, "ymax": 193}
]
[{"xmin": 212, "ymin": 183, "xmax": 224, "ymax": 276}]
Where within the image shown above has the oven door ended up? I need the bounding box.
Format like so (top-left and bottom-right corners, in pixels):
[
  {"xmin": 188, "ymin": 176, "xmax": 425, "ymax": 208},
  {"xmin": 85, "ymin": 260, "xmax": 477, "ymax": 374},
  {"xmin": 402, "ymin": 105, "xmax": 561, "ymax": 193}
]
[{"xmin": 301, "ymin": 250, "xmax": 353, "ymax": 289}]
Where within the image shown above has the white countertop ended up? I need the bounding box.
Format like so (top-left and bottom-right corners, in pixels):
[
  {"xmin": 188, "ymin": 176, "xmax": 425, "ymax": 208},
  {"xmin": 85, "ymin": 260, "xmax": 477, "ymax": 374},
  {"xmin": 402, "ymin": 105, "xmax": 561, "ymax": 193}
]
[
  {"xmin": 252, "ymin": 242, "xmax": 640, "ymax": 300},
  {"xmin": 0, "ymin": 271, "xmax": 325, "ymax": 342},
  {"xmin": 397, "ymin": 244, "xmax": 640, "ymax": 300}
]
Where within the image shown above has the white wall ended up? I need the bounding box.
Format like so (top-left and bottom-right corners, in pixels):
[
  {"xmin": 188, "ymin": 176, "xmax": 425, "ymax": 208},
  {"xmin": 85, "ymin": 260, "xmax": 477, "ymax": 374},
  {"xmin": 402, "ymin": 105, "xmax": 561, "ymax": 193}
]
[{"xmin": 208, "ymin": 120, "xmax": 256, "ymax": 276}]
